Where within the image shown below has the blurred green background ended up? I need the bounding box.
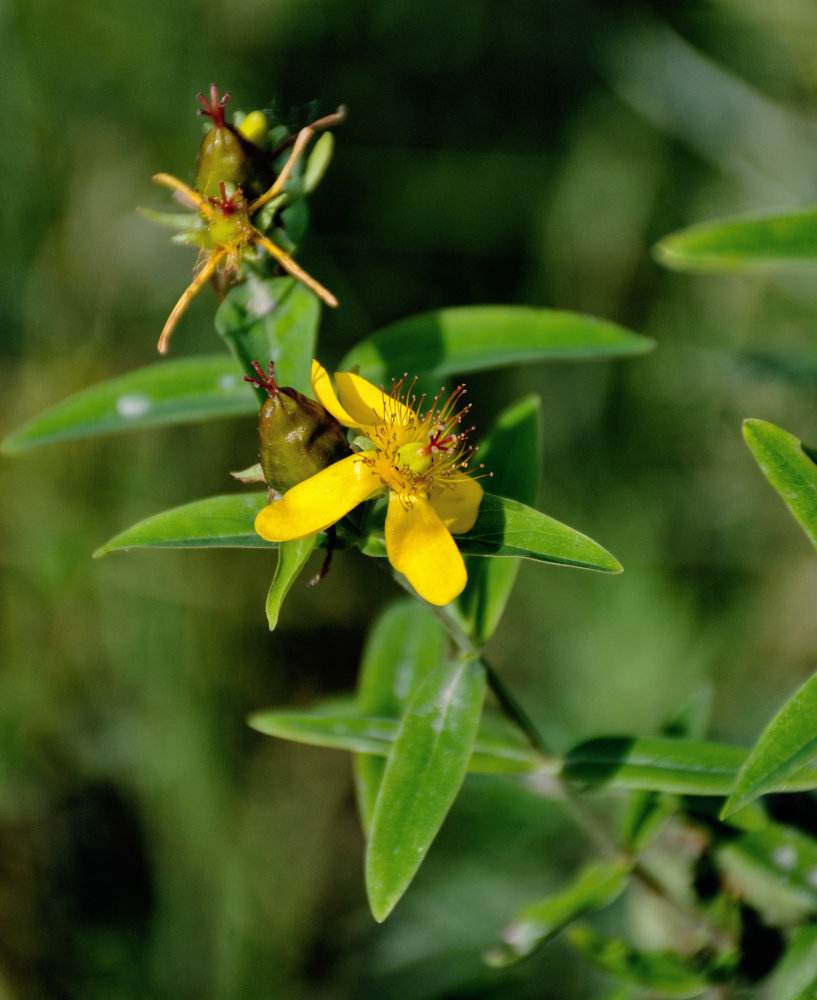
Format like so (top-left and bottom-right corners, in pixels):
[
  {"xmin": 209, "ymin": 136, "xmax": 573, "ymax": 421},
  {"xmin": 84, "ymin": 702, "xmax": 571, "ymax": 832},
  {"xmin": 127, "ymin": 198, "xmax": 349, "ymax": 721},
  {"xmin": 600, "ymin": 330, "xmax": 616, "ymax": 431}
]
[{"xmin": 5, "ymin": 0, "xmax": 817, "ymax": 996}]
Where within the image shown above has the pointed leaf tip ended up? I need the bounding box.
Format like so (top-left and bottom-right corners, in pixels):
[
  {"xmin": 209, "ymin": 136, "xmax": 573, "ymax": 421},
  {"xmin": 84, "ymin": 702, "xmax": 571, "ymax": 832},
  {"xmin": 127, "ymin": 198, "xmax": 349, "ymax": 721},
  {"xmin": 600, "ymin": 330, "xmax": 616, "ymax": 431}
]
[{"xmin": 722, "ymin": 669, "xmax": 817, "ymax": 818}]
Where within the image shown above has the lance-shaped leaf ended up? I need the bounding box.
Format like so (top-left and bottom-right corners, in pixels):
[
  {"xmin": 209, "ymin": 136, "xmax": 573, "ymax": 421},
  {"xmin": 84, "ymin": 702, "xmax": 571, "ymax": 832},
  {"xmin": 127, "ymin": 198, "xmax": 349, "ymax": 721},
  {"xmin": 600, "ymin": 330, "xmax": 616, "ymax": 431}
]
[
  {"xmin": 265, "ymin": 535, "xmax": 318, "ymax": 631},
  {"xmin": 2, "ymin": 356, "xmax": 255, "ymax": 454},
  {"xmin": 458, "ymin": 494, "xmax": 622, "ymax": 573},
  {"xmin": 215, "ymin": 275, "xmax": 319, "ymax": 396},
  {"xmin": 743, "ymin": 419, "xmax": 817, "ymax": 552},
  {"xmin": 715, "ymin": 820, "xmax": 817, "ymax": 926},
  {"xmin": 454, "ymin": 395, "xmax": 542, "ymax": 646},
  {"xmin": 723, "ymin": 670, "xmax": 817, "ymax": 818},
  {"xmin": 655, "ymin": 206, "xmax": 817, "ymax": 272},
  {"xmin": 247, "ymin": 700, "xmax": 540, "ymax": 775},
  {"xmin": 94, "ymin": 493, "xmax": 271, "ymax": 555},
  {"xmin": 562, "ymin": 736, "xmax": 817, "ymax": 797},
  {"xmin": 485, "ymin": 859, "xmax": 631, "ymax": 968},
  {"xmin": 365, "ymin": 656, "xmax": 487, "ymax": 922},
  {"xmin": 567, "ymin": 925, "xmax": 717, "ymax": 997},
  {"xmin": 764, "ymin": 923, "xmax": 817, "ymax": 1000},
  {"xmin": 340, "ymin": 306, "xmax": 653, "ymax": 384},
  {"xmin": 353, "ymin": 600, "xmax": 448, "ymax": 833}
]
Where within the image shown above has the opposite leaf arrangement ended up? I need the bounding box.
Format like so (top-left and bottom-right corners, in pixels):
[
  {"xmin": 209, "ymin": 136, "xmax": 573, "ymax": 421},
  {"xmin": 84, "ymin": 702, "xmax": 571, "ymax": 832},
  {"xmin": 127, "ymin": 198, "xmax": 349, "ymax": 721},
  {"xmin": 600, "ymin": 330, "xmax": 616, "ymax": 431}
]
[{"xmin": 8, "ymin": 87, "xmax": 817, "ymax": 996}]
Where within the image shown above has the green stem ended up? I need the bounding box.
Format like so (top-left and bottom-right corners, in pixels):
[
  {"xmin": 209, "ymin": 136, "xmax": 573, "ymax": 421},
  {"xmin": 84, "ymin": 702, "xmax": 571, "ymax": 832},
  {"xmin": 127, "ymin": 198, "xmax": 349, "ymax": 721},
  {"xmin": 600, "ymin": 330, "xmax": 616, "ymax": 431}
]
[
  {"xmin": 421, "ymin": 583, "xmax": 738, "ymax": 955},
  {"xmin": 427, "ymin": 597, "xmax": 553, "ymax": 758}
]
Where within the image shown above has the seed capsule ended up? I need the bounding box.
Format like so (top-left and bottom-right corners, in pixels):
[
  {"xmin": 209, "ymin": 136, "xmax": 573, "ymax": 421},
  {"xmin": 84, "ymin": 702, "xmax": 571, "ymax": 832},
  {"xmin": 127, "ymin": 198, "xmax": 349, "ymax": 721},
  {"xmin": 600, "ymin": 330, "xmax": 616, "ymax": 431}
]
[
  {"xmin": 246, "ymin": 361, "xmax": 352, "ymax": 494},
  {"xmin": 194, "ymin": 85, "xmax": 273, "ymax": 199}
]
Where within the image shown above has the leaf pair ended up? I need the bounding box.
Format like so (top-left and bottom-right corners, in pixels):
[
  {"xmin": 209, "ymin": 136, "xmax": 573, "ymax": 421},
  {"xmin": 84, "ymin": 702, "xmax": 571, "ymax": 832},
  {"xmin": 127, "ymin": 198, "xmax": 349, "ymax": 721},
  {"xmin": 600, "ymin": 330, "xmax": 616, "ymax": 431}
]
[{"xmin": 2, "ymin": 297, "xmax": 652, "ymax": 454}]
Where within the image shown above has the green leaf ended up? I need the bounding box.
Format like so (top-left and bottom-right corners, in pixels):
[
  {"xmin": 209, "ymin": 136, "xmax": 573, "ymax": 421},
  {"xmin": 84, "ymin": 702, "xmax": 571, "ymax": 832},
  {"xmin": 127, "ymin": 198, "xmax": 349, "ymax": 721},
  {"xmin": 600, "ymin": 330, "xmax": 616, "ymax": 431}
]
[
  {"xmin": 458, "ymin": 494, "xmax": 622, "ymax": 573},
  {"xmin": 715, "ymin": 820, "xmax": 817, "ymax": 925},
  {"xmin": 365, "ymin": 657, "xmax": 487, "ymax": 921},
  {"xmin": 743, "ymin": 419, "xmax": 817, "ymax": 552},
  {"xmin": 618, "ymin": 792, "xmax": 676, "ymax": 854},
  {"xmin": 485, "ymin": 859, "xmax": 631, "ymax": 968},
  {"xmin": 303, "ymin": 132, "xmax": 334, "ymax": 194},
  {"xmin": 353, "ymin": 600, "xmax": 448, "ymax": 833},
  {"xmin": 562, "ymin": 736, "xmax": 817, "ymax": 797},
  {"xmin": 655, "ymin": 206, "xmax": 817, "ymax": 272},
  {"xmin": 764, "ymin": 923, "xmax": 817, "ymax": 1000},
  {"xmin": 1, "ymin": 356, "xmax": 256, "ymax": 454},
  {"xmin": 247, "ymin": 700, "xmax": 540, "ymax": 774},
  {"xmin": 723, "ymin": 670, "xmax": 817, "ymax": 818},
  {"xmin": 249, "ymin": 702, "xmax": 398, "ymax": 755},
  {"xmin": 567, "ymin": 925, "xmax": 713, "ymax": 997},
  {"xmin": 265, "ymin": 536, "xmax": 317, "ymax": 631},
  {"xmin": 357, "ymin": 600, "xmax": 449, "ymax": 717},
  {"xmin": 94, "ymin": 492, "xmax": 271, "ymax": 555},
  {"xmin": 454, "ymin": 395, "xmax": 542, "ymax": 646},
  {"xmin": 340, "ymin": 306, "xmax": 653, "ymax": 384},
  {"xmin": 215, "ymin": 275, "xmax": 319, "ymax": 396}
]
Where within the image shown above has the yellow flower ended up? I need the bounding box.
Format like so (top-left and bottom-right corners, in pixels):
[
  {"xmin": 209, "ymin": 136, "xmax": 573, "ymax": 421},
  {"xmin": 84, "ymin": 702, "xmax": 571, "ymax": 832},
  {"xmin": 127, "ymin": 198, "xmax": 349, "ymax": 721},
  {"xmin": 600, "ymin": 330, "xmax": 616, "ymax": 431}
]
[{"xmin": 254, "ymin": 361, "xmax": 484, "ymax": 605}]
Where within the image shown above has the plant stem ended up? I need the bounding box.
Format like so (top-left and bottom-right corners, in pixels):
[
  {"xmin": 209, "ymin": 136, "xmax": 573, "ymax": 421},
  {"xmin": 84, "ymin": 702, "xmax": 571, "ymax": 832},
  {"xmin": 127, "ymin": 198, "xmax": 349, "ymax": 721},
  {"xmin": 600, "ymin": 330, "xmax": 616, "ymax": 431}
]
[
  {"xmin": 429, "ymin": 600, "xmax": 554, "ymax": 758},
  {"xmin": 426, "ymin": 589, "xmax": 738, "ymax": 955}
]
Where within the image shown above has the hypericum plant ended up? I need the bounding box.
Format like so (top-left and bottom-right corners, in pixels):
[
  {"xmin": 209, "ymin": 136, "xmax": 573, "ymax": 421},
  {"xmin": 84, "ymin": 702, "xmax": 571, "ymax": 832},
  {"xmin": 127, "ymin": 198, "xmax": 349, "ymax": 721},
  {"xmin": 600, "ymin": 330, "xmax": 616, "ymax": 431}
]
[{"xmin": 14, "ymin": 87, "xmax": 817, "ymax": 997}]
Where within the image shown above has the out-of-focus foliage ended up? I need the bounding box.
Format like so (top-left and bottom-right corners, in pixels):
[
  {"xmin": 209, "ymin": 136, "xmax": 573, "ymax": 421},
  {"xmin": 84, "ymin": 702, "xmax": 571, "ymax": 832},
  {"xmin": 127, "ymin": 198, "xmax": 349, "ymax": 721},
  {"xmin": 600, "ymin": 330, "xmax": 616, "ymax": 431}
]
[{"xmin": 7, "ymin": 0, "xmax": 817, "ymax": 997}]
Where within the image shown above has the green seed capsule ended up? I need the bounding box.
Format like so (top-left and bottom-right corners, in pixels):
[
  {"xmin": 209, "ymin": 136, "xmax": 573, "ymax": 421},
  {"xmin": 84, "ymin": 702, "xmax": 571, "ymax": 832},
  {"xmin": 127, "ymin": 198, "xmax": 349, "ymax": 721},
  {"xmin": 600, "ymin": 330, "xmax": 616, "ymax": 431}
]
[
  {"xmin": 247, "ymin": 362, "xmax": 352, "ymax": 494},
  {"xmin": 194, "ymin": 85, "xmax": 273, "ymax": 199}
]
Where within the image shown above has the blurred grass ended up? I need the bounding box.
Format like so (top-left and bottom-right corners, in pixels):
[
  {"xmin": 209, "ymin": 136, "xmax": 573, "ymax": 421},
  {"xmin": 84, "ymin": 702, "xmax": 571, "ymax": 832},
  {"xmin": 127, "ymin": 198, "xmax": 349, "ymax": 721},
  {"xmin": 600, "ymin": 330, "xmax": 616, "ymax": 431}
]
[{"xmin": 6, "ymin": 0, "xmax": 817, "ymax": 997}]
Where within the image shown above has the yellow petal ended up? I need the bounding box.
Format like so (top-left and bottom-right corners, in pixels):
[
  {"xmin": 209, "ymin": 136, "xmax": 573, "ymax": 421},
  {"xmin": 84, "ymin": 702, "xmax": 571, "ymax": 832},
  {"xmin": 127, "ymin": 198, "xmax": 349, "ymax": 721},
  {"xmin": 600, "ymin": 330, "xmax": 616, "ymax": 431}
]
[
  {"xmin": 385, "ymin": 494, "xmax": 467, "ymax": 606},
  {"xmin": 310, "ymin": 360, "xmax": 357, "ymax": 427},
  {"xmin": 255, "ymin": 453, "xmax": 382, "ymax": 541},
  {"xmin": 335, "ymin": 370, "xmax": 415, "ymax": 430},
  {"xmin": 430, "ymin": 475, "xmax": 484, "ymax": 534}
]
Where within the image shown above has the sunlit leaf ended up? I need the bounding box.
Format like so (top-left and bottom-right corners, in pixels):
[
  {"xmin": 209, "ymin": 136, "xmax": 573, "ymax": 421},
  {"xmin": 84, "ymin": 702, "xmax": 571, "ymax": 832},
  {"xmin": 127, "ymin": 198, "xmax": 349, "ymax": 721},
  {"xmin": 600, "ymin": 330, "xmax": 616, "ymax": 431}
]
[
  {"xmin": 743, "ymin": 419, "xmax": 817, "ymax": 552},
  {"xmin": 94, "ymin": 493, "xmax": 271, "ymax": 555},
  {"xmin": 485, "ymin": 859, "xmax": 631, "ymax": 968},
  {"xmin": 365, "ymin": 657, "xmax": 487, "ymax": 921},
  {"xmin": 562, "ymin": 736, "xmax": 817, "ymax": 796},
  {"xmin": 353, "ymin": 600, "xmax": 448, "ymax": 833},
  {"xmin": 1, "ymin": 356, "xmax": 255, "ymax": 454},
  {"xmin": 215, "ymin": 275, "xmax": 320, "ymax": 396},
  {"xmin": 454, "ymin": 395, "xmax": 542, "ymax": 646},
  {"xmin": 340, "ymin": 306, "xmax": 653, "ymax": 384},
  {"xmin": 656, "ymin": 207, "xmax": 817, "ymax": 272},
  {"xmin": 458, "ymin": 494, "xmax": 622, "ymax": 573},
  {"xmin": 723, "ymin": 671, "xmax": 817, "ymax": 818},
  {"xmin": 265, "ymin": 535, "xmax": 317, "ymax": 631},
  {"xmin": 567, "ymin": 925, "xmax": 715, "ymax": 997}
]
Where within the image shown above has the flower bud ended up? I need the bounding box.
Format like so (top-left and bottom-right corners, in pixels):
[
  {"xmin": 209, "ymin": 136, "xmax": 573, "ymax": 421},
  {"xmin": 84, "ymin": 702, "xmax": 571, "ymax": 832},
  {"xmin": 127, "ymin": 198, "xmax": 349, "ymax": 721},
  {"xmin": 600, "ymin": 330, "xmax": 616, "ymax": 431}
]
[
  {"xmin": 194, "ymin": 85, "xmax": 273, "ymax": 199},
  {"xmin": 246, "ymin": 362, "xmax": 352, "ymax": 494}
]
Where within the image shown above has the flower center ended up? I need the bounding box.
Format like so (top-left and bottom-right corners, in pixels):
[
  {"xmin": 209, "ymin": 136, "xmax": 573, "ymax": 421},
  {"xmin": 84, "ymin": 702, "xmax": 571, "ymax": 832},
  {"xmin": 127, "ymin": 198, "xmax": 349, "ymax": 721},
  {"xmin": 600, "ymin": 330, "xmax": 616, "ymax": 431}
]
[{"xmin": 361, "ymin": 378, "xmax": 474, "ymax": 506}]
